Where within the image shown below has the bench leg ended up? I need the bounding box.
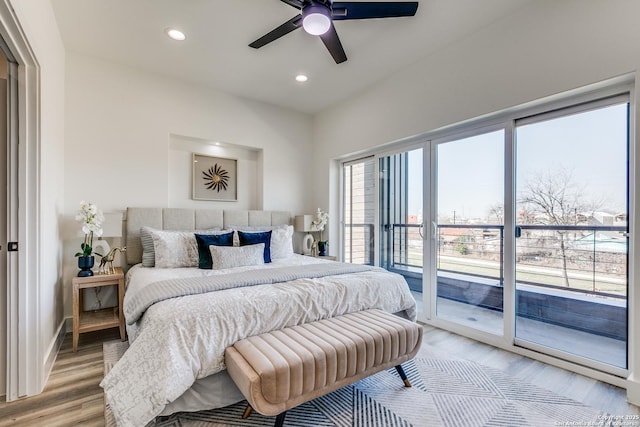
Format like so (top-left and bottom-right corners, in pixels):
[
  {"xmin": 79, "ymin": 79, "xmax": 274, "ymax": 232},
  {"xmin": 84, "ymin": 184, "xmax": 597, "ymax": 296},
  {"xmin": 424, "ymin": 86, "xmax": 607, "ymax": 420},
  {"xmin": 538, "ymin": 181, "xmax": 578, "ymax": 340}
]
[
  {"xmin": 395, "ymin": 364, "xmax": 412, "ymax": 387},
  {"xmin": 242, "ymin": 404, "xmax": 253, "ymax": 419},
  {"xmin": 274, "ymin": 411, "xmax": 287, "ymax": 427}
]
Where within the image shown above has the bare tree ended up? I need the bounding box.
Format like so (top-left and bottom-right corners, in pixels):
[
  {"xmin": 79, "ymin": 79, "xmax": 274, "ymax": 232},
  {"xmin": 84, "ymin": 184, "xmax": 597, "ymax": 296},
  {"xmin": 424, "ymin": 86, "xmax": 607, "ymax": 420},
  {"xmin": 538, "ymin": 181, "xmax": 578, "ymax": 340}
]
[
  {"xmin": 488, "ymin": 203, "xmax": 504, "ymax": 224},
  {"xmin": 519, "ymin": 168, "xmax": 600, "ymax": 288}
]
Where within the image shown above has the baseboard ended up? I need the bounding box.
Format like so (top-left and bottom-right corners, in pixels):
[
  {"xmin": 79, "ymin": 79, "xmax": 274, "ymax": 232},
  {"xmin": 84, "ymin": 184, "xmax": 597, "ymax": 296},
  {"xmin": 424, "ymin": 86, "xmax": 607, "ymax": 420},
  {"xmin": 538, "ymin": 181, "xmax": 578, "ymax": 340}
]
[
  {"xmin": 41, "ymin": 319, "xmax": 67, "ymax": 393},
  {"xmin": 64, "ymin": 316, "xmax": 73, "ymax": 333}
]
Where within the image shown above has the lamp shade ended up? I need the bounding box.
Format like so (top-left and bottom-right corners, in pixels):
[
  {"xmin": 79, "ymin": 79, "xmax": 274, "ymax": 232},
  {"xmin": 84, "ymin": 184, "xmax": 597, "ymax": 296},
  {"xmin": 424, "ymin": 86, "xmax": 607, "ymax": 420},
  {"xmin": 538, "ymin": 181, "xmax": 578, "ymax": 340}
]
[
  {"xmin": 68, "ymin": 211, "xmax": 123, "ymax": 239},
  {"xmin": 294, "ymin": 215, "xmax": 315, "ymax": 232},
  {"xmin": 92, "ymin": 212, "xmax": 123, "ymax": 260},
  {"xmin": 295, "ymin": 215, "xmax": 316, "ymax": 256},
  {"xmin": 101, "ymin": 212, "xmax": 123, "ymax": 237}
]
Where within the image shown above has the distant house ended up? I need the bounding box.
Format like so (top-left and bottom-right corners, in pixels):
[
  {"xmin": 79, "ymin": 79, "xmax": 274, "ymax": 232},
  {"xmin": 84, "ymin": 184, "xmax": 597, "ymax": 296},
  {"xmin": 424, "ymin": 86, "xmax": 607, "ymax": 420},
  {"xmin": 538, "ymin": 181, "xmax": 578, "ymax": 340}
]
[{"xmin": 571, "ymin": 231, "xmax": 627, "ymax": 254}]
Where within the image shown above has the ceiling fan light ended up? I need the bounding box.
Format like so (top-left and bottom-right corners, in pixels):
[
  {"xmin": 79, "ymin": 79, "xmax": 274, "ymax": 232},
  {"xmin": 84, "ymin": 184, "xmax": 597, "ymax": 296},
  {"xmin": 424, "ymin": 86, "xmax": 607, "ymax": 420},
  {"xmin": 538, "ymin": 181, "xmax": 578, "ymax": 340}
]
[{"xmin": 302, "ymin": 5, "xmax": 331, "ymax": 36}]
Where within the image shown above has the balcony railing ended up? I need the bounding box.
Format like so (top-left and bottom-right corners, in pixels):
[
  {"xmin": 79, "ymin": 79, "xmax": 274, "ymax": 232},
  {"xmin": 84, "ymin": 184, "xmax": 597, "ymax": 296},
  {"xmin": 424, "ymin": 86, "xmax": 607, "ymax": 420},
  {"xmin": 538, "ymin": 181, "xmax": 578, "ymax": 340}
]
[
  {"xmin": 389, "ymin": 223, "xmax": 628, "ymax": 298},
  {"xmin": 387, "ymin": 222, "xmax": 629, "ymax": 344}
]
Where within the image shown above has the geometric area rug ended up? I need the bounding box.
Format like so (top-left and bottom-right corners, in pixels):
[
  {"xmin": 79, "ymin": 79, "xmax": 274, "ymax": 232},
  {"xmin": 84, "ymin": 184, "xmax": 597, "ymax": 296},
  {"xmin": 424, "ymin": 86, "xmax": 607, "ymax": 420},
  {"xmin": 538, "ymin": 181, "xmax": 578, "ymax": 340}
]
[{"xmin": 104, "ymin": 340, "xmax": 607, "ymax": 427}]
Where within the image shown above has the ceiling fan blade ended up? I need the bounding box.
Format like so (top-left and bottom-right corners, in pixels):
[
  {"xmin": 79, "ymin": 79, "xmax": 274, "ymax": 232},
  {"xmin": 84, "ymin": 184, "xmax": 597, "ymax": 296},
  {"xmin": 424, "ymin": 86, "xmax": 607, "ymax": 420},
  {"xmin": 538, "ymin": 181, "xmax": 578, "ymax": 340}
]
[
  {"xmin": 331, "ymin": 2, "xmax": 418, "ymax": 20},
  {"xmin": 319, "ymin": 24, "xmax": 347, "ymax": 64},
  {"xmin": 280, "ymin": 0, "xmax": 305, "ymax": 9},
  {"xmin": 249, "ymin": 15, "xmax": 303, "ymax": 49}
]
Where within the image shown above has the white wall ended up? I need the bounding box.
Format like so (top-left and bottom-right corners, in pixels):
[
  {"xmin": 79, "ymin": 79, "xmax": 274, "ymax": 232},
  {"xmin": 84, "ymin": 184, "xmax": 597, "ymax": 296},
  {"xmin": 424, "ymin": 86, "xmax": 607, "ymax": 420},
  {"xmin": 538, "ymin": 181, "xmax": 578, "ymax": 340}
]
[
  {"xmin": 62, "ymin": 52, "xmax": 314, "ymax": 318},
  {"xmin": 64, "ymin": 53, "xmax": 313, "ymax": 214},
  {"xmin": 8, "ymin": 0, "xmax": 66, "ymax": 394}
]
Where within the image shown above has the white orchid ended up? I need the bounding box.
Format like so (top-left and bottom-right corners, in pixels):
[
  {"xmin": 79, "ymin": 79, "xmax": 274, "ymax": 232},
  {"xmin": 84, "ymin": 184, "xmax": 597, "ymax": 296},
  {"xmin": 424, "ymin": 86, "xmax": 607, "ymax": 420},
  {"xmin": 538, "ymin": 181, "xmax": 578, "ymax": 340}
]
[
  {"xmin": 311, "ymin": 208, "xmax": 329, "ymax": 244},
  {"xmin": 75, "ymin": 201, "xmax": 104, "ymax": 257},
  {"xmin": 311, "ymin": 208, "xmax": 328, "ymax": 230}
]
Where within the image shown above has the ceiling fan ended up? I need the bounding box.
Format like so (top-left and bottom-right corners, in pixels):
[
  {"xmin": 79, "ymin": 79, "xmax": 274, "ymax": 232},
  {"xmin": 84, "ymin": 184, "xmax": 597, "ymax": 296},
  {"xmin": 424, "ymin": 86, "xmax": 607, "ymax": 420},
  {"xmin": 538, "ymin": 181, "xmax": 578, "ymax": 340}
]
[{"xmin": 249, "ymin": 0, "xmax": 419, "ymax": 64}]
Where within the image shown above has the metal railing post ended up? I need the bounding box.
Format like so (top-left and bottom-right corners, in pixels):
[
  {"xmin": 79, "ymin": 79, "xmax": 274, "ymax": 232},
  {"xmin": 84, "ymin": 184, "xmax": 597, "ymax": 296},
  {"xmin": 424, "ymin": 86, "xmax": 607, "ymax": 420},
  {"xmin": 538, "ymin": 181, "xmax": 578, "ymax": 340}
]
[
  {"xmin": 500, "ymin": 226, "xmax": 504, "ymax": 286},
  {"xmin": 593, "ymin": 231, "xmax": 597, "ymax": 292}
]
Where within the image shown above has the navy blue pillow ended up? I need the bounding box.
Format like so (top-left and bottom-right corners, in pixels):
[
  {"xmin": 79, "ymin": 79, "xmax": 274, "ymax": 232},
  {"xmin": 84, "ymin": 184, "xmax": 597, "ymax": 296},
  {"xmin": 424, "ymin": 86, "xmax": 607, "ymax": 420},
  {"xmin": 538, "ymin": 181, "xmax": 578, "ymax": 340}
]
[
  {"xmin": 195, "ymin": 232, "xmax": 234, "ymax": 269},
  {"xmin": 238, "ymin": 230, "xmax": 272, "ymax": 263}
]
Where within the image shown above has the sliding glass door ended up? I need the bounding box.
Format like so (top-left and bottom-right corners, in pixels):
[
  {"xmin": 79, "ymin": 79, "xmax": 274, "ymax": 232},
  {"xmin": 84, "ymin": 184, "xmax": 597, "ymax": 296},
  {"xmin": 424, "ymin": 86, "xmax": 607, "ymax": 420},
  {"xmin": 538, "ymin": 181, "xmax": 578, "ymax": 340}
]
[
  {"xmin": 342, "ymin": 87, "xmax": 630, "ymax": 375},
  {"xmin": 514, "ymin": 97, "xmax": 629, "ymax": 370},
  {"xmin": 433, "ymin": 130, "xmax": 505, "ymax": 335},
  {"xmin": 379, "ymin": 147, "xmax": 424, "ymax": 293}
]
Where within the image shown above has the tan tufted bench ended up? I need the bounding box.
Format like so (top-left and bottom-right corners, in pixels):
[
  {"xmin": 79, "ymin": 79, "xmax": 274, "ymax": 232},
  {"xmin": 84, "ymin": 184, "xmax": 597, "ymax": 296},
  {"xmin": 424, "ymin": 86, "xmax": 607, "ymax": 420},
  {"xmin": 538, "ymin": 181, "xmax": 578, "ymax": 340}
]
[{"xmin": 225, "ymin": 309, "xmax": 423, "ymax": 427}]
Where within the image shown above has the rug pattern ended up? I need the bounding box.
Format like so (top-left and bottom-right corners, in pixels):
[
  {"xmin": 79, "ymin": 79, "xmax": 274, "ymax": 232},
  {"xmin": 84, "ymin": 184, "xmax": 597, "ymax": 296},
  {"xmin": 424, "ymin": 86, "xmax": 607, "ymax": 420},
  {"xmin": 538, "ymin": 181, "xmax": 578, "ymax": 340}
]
[{"xmin": 103, "ymin": 340, "xmax": 607, "ymax": 427}]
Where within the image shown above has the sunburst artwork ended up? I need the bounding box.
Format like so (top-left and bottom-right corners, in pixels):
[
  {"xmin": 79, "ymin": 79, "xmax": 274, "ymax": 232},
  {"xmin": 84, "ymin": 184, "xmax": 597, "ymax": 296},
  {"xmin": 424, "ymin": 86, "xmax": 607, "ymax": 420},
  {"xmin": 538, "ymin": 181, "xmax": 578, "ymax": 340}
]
[
  {"xmin": 202, "ymin": 164, "xmax": 229, "ymax": 192},
  {"xmin": 192, "ymin": 154, "xmax": 237, "ymax": 201}
]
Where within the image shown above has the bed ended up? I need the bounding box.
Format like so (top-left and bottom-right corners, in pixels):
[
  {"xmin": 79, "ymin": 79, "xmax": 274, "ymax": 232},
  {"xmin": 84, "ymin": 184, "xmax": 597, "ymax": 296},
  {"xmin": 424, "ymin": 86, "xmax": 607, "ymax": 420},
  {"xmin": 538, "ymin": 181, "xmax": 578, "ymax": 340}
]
[{"xmin": 100, "ymin": 207, "xmax": 417, "ymax": 427}]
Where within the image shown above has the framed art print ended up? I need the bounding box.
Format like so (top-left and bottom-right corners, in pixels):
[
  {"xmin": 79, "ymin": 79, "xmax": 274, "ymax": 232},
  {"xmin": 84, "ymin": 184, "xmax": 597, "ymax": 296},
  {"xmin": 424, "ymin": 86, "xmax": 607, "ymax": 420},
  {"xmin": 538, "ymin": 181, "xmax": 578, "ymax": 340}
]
[{"xmin": 192, "ymin": 154, "xmax": 237, "ymax": 201}]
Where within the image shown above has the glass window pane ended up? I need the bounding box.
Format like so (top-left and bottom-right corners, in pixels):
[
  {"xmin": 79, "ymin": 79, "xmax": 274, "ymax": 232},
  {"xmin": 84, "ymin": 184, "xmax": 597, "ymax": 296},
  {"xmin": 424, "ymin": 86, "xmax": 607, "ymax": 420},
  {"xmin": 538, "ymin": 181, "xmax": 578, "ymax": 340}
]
[
  {"xmin": 379, "ymin": 148, "xmax": 424, "ymax": 293},
  {"xmin": 343, "ymin": 158, "xmax": 375, "ymax": 265},
  {"xmin": 515, "ymin": 101, "xmax": 628, "ymax": 369},
  {"xmin": 436, "ymin": 130, "xmax": 505, "ymax": 335}
]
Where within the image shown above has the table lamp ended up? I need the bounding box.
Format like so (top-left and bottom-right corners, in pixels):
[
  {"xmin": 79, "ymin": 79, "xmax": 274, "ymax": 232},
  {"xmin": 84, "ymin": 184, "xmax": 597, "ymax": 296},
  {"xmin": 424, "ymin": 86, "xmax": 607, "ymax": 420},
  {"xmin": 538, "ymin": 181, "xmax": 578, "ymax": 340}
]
[{"xmin": 294, "ymin": 215, "xmax": 315, "ymax": 256}]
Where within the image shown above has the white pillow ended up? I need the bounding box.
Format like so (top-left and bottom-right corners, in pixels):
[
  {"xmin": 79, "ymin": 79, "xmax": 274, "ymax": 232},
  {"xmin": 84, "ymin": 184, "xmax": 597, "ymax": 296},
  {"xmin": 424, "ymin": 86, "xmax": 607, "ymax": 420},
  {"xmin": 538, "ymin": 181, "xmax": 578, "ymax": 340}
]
[
  {"xmin": 210, "ymin": 243, "xmax": 265, "ymax": 270},
  {"xmin": 270, "ymin": 225, "xmax": 294, "ymax": 260},
  {"xmin": 231, "ymin": 225, "xmax": 293, "ymax": 259},
  {"xmin": 150, "ymin": 229, "xmax": 199, "ymax": 268},
  {"xmin": 141, "ymin": 227, "xmax": 225, "ymax": 267}
]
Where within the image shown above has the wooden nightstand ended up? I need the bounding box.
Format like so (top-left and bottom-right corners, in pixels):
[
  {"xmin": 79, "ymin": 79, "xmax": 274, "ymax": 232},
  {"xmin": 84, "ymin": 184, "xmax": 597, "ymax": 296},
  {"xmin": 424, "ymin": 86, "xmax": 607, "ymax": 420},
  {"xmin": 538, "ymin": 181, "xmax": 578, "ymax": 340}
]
[{"xmin": 72, "ymin": 267, "xmax": 125, "ymax": 352}]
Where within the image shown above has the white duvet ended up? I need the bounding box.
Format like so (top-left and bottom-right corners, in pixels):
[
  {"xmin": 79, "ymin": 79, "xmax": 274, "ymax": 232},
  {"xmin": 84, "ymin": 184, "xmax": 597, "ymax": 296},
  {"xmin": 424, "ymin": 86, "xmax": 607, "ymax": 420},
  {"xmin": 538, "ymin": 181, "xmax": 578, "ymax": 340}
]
[{"xmin": 101, "ymin": 255, "xmax": 417, "ymax": 427}]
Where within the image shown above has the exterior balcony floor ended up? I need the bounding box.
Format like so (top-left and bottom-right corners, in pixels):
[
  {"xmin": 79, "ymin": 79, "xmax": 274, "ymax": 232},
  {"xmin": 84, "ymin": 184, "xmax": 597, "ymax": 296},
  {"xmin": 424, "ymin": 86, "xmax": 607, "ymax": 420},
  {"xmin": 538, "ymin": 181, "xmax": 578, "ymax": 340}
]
[{"xmin": 412, "ymin": 291, "xmax": 626, "ymax": 369}]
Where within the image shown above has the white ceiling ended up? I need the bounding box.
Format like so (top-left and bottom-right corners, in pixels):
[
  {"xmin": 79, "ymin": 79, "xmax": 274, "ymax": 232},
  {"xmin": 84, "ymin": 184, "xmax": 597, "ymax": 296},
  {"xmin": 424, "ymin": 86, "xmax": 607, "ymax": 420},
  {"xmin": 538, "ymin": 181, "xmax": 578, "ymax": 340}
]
[{"xmin": 50, "ymin": 0, "xmax": 532, "ymax": 114}]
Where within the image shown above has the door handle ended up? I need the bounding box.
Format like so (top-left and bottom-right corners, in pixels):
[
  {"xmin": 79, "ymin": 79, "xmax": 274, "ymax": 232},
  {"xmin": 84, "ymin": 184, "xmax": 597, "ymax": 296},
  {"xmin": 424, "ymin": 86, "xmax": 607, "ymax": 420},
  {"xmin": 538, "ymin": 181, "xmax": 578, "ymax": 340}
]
[
  {"xmin": 432, "ymin": 221, "xmax": 437, "ymax": 239},
  {"xmin": 418, "ymin": 223, "xmax": 424, "ymax": 239}
]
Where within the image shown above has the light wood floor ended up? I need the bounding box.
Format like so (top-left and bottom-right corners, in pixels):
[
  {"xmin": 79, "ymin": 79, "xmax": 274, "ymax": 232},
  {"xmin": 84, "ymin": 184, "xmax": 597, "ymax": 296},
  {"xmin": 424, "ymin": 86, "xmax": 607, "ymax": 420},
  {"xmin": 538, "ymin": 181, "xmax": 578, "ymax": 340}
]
[
  {"xmin": 1, "ymin": 325, "xmax": 638, "ymax": 426},
  {"xmin": 0, "ymin": 328, "xmax": 121, "ymax": 427}
]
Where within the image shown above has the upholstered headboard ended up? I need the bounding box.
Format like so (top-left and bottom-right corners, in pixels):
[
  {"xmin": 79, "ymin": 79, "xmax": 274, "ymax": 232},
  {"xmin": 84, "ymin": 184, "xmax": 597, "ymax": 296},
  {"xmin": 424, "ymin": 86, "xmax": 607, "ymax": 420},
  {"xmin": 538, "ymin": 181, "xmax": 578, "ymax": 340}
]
[{"xmin": 124, "ymin": 207, "xmax": 291, "ymax": 265}]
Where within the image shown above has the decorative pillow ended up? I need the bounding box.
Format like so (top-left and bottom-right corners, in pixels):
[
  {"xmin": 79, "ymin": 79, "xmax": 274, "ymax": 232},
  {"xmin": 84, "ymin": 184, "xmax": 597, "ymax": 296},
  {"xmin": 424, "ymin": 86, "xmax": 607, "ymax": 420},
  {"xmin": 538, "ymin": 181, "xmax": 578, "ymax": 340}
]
[
  {"xmin": 270, "ymin": 225, "xmax": 294, "ymax": 260},
  {"xmin": 140, "ymin": 226, "xmax": 156, "ymax": 267},
  {"xmin": 140, "ymin": 226, "xmax": 222, "ymax": 267},
  {"xmin": 231, "ymin": 225, "xmax": 286, "ymax": 245},
  {"xmin": 209, "ymin": 243, "xmax": 265, "ymax": 270},
  {"xmin": 150, "ymin": 229, "xmax": 200, "ymax": 268},
  {"xmin": 237, "ymin": 230, "xmax": 272, "ymax": 263},
  {"xmin": 231, "ymin": 225, "xmax": 293, "ymax": 260},
  {"xmin": 195, "ymin": 232, "xmax": 234, "ymax": 269}
]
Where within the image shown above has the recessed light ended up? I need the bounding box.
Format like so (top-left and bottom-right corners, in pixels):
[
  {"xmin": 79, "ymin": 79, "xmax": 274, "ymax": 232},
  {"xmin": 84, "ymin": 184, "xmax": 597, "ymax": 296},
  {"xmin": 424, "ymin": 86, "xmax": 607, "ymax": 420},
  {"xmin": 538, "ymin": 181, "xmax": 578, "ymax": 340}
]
[
  {"xmin": 166, "ymin": 28, "xmax": 186, "ymax": 41},
  {"xmin": 295, "ymin": 74, "xmax": 308, "ymax": 83}
]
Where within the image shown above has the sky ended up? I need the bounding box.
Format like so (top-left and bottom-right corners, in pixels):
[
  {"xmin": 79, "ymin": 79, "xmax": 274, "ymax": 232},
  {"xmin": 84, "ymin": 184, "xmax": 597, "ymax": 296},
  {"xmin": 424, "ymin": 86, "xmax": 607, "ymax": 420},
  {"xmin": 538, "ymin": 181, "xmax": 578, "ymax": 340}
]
[{"xmin": 407, "ymin": 102, "xmax": 628, "ymax": 221}]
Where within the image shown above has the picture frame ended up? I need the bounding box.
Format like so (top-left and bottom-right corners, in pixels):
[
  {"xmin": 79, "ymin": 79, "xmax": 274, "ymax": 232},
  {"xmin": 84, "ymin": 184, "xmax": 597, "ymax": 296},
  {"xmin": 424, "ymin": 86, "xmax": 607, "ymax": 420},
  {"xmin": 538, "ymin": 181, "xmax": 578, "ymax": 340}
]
[{"xmin": 192, "ymin": 154, "xmax": 238, "ymax": 201}]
